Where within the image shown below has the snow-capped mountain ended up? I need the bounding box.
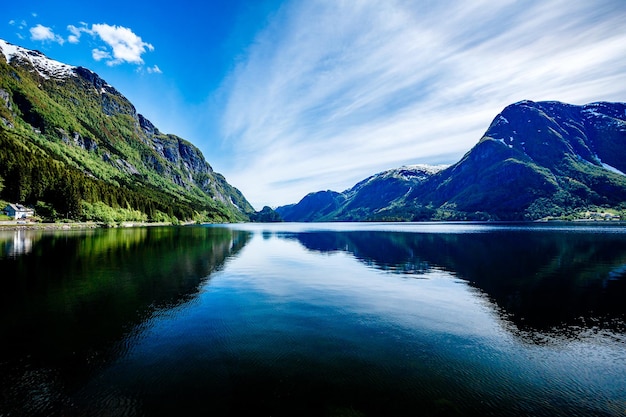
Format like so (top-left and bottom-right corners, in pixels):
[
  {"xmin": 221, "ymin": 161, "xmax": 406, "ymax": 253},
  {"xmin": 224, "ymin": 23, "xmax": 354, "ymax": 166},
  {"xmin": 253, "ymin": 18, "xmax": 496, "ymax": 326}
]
[
  {"xmin": 346, "ymin": 164, "xmax": 449, "ymax": 195},
  {"xmin": 0, "ymin": 39, "xmax": 75, "ymax": 80},
  {"xmin": 0, "ymin": 39, "xmax": 254, "ymax": 222},
  {"xmin": 276, "ymin": 164, "xmax": 447, "ymax": 221}
]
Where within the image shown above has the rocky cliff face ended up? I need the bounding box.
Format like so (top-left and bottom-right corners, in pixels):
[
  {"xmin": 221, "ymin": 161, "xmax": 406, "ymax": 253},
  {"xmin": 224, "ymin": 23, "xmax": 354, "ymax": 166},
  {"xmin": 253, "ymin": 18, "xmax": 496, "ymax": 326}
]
[
  {"xmin": 0, "ymin": 39, "xmax": 253, "ymax": 221},
  {"xmin": 72, "ymin": 62, "xmax": 227, "ymax": 198}
]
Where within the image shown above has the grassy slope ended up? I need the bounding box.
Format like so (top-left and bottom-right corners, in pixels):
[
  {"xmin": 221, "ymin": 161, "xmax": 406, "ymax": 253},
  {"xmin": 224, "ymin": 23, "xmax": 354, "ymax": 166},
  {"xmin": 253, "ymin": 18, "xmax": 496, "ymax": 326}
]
[{"xmin": 0, "ymin": 54, "xmax": 250, "ymax": 222}]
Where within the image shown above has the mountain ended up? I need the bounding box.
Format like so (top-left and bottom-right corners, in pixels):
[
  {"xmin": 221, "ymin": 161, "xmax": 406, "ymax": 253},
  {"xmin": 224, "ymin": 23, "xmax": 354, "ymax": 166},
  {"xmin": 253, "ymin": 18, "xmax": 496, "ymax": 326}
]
[
  {"xmin": 276, "ymin": 190, "xmax": 345, "ymax": 222},
  {"xmin": 0, "ymin": 39, "xmax": 254, "ymax": 223},
  {"xmin": 411, "ymin": 100, "xmax": 626, "ymax": 220},
  {"xmin": 276, "ymin": 165, "xmax": 447, "ymax": 221},
  {"xmin": 278, "ymin": 100, "xmax": 626, "ymax": 221}
]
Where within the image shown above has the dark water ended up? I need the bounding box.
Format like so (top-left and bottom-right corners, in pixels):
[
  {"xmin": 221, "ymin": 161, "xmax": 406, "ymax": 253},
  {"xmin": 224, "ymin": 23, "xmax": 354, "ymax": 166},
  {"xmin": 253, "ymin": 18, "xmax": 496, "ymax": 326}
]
[{"xmin": 1, "ymin": 223, "xmax": 625, "ymax": 416}]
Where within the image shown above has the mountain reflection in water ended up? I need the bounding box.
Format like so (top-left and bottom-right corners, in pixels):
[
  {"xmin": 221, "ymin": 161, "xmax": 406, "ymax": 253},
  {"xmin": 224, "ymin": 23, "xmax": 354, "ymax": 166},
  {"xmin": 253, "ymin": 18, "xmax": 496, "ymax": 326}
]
[
  {"xmin": 0, "ymin": 226, "xmax": 250, "ymax": 416},
  {"xmin": 278, "ymin": 227, "xmax": 626, "ymax": 339},
  {"xmin": 1, "ymin": 223, "xmax": 625, "ymax": 417}
]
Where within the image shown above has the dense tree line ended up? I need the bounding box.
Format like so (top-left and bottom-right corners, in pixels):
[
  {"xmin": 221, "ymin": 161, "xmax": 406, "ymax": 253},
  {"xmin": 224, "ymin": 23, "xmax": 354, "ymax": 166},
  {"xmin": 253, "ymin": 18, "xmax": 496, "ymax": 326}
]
[
  {"xmin": 0, "ymin": 130, "xmax": 234, "ymax": 222},
  {"xmin": 249, "ymin": 206, "xmax": 283, "ymax": 222}
]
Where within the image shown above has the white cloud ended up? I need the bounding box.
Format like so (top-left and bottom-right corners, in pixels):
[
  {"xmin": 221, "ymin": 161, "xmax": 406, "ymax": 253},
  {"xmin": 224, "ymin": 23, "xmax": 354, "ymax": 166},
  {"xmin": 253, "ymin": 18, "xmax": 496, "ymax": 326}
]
[
  {"xmin": 92, "ymin": 48, "xmax": 111, "ymax": 61},
  {"xmin": 64, "ymin": 23, "xmax": 155, "ymax": 66},
  {"xmin": 89, "ymin": 23, "xmax": 154, "ymax": 65},
  {"xmin": 30, "ymin": 24, "xmax": 64, "ymax": 44},
  {"xmin": 67, "ymin": 24, "xmax": 83, "ymax": 44},
  {"xmin": 147, "ymin": 64, "xmax": 162, "ymax": 74},
  {"xmin": 219, "ymin": 0, "xmax": 626, "ymax": 208}
]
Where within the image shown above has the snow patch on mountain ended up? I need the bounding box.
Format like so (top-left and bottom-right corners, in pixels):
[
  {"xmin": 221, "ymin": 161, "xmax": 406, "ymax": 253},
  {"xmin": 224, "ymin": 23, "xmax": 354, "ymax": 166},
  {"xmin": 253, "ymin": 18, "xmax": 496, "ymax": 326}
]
[
  {"xmin": 0, "ymin": 39, "xmax": 75, "ymax": 80},
  {"xmin": 582, "ymin": 107, "xmax": 606, "ymax": 119},
  {"xmin": 495, "ymin": 138, "xmax": 511, "ymax": 147},
  {"xmin": 345, "ymin": 164, "xmax": 448, "ymax": 196},
  {"xmin": 371, "ymin": 164, "xmax": 449, "ymax": 182},
  {"xmin": 400, "ymin": 164, "xmax": 449, "ymax": 175}
]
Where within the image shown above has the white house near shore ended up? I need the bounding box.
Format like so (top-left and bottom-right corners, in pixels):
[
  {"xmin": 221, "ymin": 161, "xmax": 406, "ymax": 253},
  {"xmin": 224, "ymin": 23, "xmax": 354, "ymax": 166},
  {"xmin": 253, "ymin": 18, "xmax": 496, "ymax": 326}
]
[{"xmin": 3, "ymin": 204, "xmax": 35, "ymax": 220}]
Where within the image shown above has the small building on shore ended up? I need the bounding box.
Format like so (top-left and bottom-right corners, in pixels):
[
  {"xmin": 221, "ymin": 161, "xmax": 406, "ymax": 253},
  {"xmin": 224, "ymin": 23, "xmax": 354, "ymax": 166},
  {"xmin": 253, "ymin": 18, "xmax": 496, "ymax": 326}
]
[{"xmin": 3, "ymin": 204, "xmax": 35, "ymax": 220}]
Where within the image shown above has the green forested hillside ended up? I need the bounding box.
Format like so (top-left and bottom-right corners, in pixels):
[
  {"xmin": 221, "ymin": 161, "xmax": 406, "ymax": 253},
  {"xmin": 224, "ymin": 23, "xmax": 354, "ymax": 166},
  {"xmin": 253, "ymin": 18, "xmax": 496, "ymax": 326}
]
[
  {"xmin": 0, "ymin": 40, "xmax": 253, "ymax": 223},
  {"xmin": 278, "ymin": 101, "xmax": 626, "ymax": 222},
  {"xmin": 409, "ymin": 101, "xmax": 626, "ymax": 220}
]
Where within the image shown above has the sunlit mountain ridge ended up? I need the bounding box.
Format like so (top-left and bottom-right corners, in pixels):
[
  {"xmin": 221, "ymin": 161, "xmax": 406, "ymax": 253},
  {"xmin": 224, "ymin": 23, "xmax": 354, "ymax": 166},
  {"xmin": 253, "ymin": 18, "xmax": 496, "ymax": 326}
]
[
  {"xmin": 0, "ymin": 39, "xmax": 254, "ymax": 223},
  {"xmin": 278, "ymin": 100, "xmax": 626, "ymax": 221}
]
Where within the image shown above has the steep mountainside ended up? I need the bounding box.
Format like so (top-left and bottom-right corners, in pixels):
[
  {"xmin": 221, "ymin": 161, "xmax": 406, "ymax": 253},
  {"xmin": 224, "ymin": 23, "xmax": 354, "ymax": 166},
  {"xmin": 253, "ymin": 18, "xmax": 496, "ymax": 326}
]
[
  {"xmin": 410, "ymin": 100, "xmax": 626, "ymax": 220},
  {"xmin": 276, "ymin": 165, "xmax": 446, "ymax": 221},
  {"xmin": 276, "ymin": 190, "xmax": 346, "ymax": 222},
  {"xmin": 279, "ymin": 100, "xmax": 626, "ymax": 221},
  {"xmin": 0, "ymin": 39, "xmax": 253, "ymax": 222}
]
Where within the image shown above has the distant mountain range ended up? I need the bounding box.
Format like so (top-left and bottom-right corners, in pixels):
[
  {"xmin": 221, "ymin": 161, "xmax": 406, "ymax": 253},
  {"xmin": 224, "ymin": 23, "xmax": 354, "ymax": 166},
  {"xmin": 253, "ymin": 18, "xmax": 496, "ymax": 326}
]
[
  {"xmin": 276, "ymin": 165, "xmax": 448, "ymax": 221},
  {"xmin": 0, "ymin": 39, "xmax": 254, "ymax": 222},
  {"xmin": 277, "ymin": 100, "xmax": 626, "ymax": 221}
]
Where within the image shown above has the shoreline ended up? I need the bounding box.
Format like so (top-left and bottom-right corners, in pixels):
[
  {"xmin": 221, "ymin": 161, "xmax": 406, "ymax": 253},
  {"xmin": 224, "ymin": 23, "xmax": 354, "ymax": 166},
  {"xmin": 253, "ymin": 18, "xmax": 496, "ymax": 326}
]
[
  {"xmin": 2, "ymin": 219, "xmax": 623, "ymax": 232},
  {"xmin": 0, "ymin": 221, "xmax": 178, "ymax": 231}
]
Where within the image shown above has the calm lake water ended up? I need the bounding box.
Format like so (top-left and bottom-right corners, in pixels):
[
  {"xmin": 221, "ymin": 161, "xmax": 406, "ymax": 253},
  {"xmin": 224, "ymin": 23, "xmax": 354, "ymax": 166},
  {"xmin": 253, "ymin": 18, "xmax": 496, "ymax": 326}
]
[{"xmin": 1, "ymin": 222, "xmax": 625, "ymax": 416}]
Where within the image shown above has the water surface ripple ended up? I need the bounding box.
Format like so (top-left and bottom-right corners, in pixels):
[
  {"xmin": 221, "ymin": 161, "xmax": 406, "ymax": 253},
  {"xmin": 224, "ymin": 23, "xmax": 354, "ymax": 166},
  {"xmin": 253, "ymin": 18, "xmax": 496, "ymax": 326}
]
[{"xmin": 1, "ymin": 223, "xmax": 625, "ymax": 416}]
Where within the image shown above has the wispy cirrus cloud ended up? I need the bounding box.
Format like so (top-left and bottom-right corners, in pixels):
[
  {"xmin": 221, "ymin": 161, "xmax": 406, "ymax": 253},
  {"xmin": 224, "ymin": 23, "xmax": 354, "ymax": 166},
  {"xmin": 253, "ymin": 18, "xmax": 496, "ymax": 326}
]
[
  {"xmin": 147, "ymin": 65, "xmax": 162, "ymax": 74},
  {"xmin": 219, "ymin": 0, "xmax": 626, "ymax": 208}
]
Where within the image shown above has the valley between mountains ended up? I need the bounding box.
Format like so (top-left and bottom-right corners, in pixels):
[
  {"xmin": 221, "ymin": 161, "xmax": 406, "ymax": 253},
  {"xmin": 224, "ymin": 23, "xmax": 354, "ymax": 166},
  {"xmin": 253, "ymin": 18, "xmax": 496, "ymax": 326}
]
[{"xmin": 1, "ymin": 39, "xmax": 625, "ymax": 224}]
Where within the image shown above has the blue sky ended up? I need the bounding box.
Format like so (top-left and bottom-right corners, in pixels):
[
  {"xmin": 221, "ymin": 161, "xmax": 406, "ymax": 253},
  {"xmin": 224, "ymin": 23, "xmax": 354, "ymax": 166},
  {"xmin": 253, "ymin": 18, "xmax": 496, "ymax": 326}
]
[{"xmin": 3, "ymin": 0, "xmax": 626, "ymax": 209}]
